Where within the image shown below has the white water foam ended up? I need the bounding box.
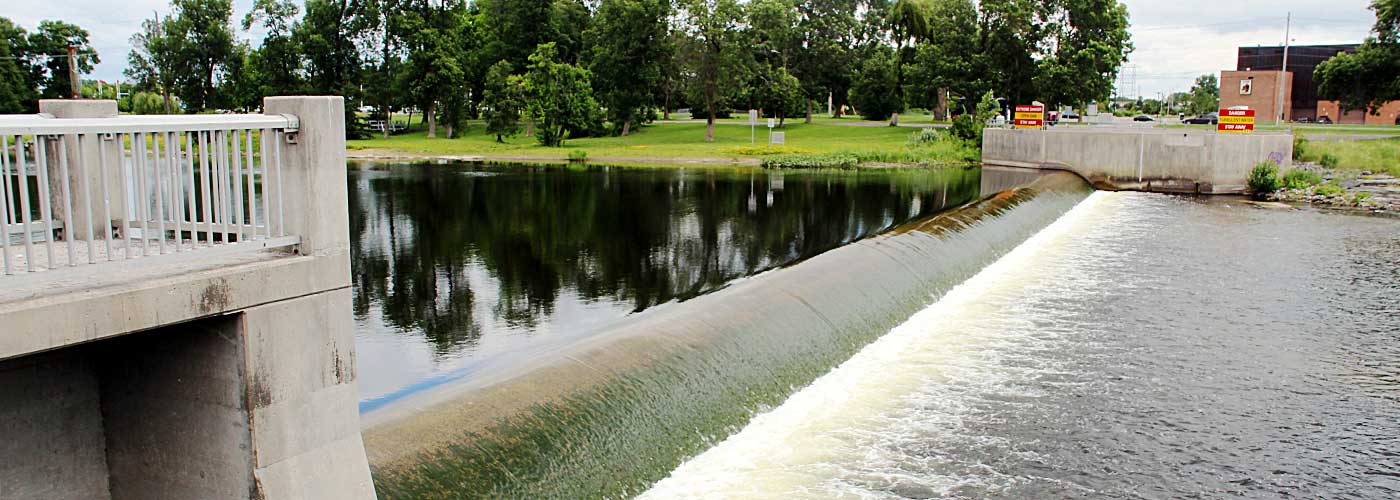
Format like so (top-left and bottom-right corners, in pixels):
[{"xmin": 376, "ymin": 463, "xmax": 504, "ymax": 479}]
[{"xmin": 638, "ymin": 191, "xmax": 1113, "ymax": 500}]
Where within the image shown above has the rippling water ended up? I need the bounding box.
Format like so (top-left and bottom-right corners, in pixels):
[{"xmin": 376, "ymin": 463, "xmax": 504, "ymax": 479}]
[{"xmin": 643, "ymin": 192, "xmax": 1400, "ymax": 499}]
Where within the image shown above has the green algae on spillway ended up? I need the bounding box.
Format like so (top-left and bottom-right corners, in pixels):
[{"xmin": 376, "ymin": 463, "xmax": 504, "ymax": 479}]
[{"xmin": 361, "ymin": 169, "xmax": 1093, "ymax": 499}]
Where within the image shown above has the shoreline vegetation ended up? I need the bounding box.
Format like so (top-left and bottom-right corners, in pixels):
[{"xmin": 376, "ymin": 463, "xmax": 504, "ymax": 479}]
[{"xmin": 347, "ymin": 118, "xmax": 980, "ymax": 169}]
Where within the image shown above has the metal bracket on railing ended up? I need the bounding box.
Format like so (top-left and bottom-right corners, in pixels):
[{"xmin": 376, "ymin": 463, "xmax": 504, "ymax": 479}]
[{"xmin": 281, "ymin": 114, "xmax": 300, "ymax": 144}]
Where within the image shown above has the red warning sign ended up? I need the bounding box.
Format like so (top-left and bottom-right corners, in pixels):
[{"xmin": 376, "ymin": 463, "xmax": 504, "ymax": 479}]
[
  {"xmin": 1014, "ymin": 105, "xmax": 1043, "ymax": 129},
  {"xmin": 1218, "ymin": 109, "xmax": 1255, "ymax": 134}
]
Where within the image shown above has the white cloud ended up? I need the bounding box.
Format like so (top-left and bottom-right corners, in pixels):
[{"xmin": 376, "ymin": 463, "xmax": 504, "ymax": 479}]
[{"xmin": 1120, "ymin": 0, "xmax": 1377, "ymax": 97}]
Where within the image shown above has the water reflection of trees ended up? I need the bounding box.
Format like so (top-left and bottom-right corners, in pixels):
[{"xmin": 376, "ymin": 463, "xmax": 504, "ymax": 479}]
[{"xmin": 349, "ymin": 164, "xmax": 979, "ymax": 353}]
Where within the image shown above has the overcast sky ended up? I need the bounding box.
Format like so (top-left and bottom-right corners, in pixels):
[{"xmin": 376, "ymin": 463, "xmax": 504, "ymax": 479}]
[{"xmin": 4, "ymin": 0, "xmax": 1382, "ymax": 98}]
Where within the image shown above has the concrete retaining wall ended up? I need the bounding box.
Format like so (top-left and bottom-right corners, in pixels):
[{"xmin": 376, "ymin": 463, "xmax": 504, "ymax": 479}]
[{"xmin": 982, "ymin": 128, "xmax": 1294, "ymax": 194}]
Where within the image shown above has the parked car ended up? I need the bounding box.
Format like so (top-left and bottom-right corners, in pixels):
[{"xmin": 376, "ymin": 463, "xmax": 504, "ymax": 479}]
[
  {"xmin": 1317, "ymin": 116, "xmax": 1333, "ymax": 124},
  {"xmin": 1061, "ymin": 112, "xmax": 1081, "ymax": 123},
  {"xmin": 1182, "ymin": 112, "xmax": 1218, "ymax": 125},
  {"xmin": 1133, "ymin": 115, "xmax": 1155, "ymax": 122}
]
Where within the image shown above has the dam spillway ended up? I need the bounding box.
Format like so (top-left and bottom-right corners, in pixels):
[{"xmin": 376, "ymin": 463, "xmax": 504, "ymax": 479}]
[
  {"xmin": 347, "ymin": 162, "xmax": 1400, "ymax": 499},
  {"xmin": 349, "ymin": 163, "xmax": 1091, "ymax": 498}
]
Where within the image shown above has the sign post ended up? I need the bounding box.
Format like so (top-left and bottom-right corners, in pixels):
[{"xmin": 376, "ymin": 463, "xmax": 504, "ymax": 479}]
[
  {"xmin": 1218, "ymin": 109, "xmax": 1255, "ymax": 134},
  {"xmin": 749, "ymin": 109, "xmax": 758, "ymax": 145},
  {"xmin": 1014, "ymin": 105, "xmax": 1044, "ymax": 129}
]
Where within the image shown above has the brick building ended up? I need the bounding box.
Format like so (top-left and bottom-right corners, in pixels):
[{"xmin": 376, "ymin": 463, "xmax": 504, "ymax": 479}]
[
  {"xmin": 1222, "ymin": 44, "xmax": 1400, "ymax": 124},
  {"xmin": 1220, "ymin": 70, "xmax": 1292, "ymax": 122}
]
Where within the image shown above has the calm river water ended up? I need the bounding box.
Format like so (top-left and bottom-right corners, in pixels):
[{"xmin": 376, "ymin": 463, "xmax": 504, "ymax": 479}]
[{"xmin": 348, "ymin": 162, "xmax": 980, "ymax": 407}]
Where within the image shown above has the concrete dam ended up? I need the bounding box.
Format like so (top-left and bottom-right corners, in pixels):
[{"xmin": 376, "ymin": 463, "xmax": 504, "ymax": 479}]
[{"xmin": 981, "ymin": 127, "xmax": 1295, "ymax": 194}]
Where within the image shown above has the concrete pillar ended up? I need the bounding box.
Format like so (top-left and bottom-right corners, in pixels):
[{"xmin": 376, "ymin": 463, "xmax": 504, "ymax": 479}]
[
  {"xmin": 242, "ymin": 288, "xmax": 375, "ymax": 499},
  {"xmin": 262, "ymin": 96, "xmax": 349, "ymax": 259},
  {"xmin": 252, "ymin": 96, "xmax": 372, "ymax": 498},
  {"xmin": 38, "ymin": 99, "xmax": 123, "ymax": 241}
]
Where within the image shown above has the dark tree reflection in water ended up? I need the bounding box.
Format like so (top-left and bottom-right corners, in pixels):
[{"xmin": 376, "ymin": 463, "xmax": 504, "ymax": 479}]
[{"xmin": 349, "ymin": 162, "xmax": 979, "ymax": 400}]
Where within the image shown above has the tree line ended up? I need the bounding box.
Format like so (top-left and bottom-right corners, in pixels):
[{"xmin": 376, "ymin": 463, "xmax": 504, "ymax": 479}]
[
  {"xmin": 4, "ymin": 0, "xmax": 1133, "ymax": 145},
  {"xmin": 1315, "ymin": 0, "xmax": 1400, "ymax": 114}
]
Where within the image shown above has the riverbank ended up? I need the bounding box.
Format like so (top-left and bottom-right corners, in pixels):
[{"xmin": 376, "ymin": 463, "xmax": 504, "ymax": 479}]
[{"xmin": 346, "ymin": 120, "xmax": 978, "ymax": 168}]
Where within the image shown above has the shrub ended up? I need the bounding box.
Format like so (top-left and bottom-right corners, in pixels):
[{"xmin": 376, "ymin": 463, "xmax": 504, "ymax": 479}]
[
  {"xmin": 567, "ymin": 149, "xmax": 588, "ymax": 162},
  {"xmin": 1281, "ymin": 169, "xmax": 1323, "ymax": 190},
  {"xmin": 949, "ymin": 91, "xmax": 999, "ymax": 145},
  {"xmin": 1293, "ymin": 136, "xmax": 1310, "ymax": 161},
  {"xmin": 1247, "ymin": 161, "xmax": 1281, "ymax": 195},
  {"xmin": 1319, "ymin": 152, "xmax": 1339, "ymax": 168},
  {"xmin": 907, "ymin": 128, "xmax": 944, "ymax": 146},
  {"xmin": 761, "ymin": 153, "xmax": 859, "ymax": 169},
  {"xmin": 1351, "ymin": 191, "xmax": 1373, "ymax": 203},
  {"xmin": 1314, "ymin": 183, "xmax": 1345, "ymax": 196}
]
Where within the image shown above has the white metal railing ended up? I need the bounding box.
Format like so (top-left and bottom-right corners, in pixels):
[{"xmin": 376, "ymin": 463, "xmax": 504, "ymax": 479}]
[{"xmin": 1, "ymin": 113, "xmax": 301, "ymax": 275}]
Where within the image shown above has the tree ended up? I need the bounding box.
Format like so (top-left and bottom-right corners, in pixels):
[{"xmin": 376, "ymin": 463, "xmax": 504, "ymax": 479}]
[
  {"xmin": 1316, "ymin": 0, "xmax": 1400, "ymax": 113},
  {"xmin": 748, "ymin": 65, "xmax": 804, "ymax": 125},
  {"xmin": 792, "ymin": 0, "xmax": 861, "ymax": 120},
  {"xmin": 521, "ymin": 43, "xmax": 602, "ymax": 147},
  {"xmin": 295, "ymin": 0, "xmax": 373, "ymax": 136},
  {"xmin": 397, "ymin": 0, "xmax": 469, "ymax": 138},
  {"xmin": 126, "ymin": 14, "xmax": 180, "ymax": 112},
  {"xmin": 1033, "ymin": 0, "xmax": 1132, "ymax": 109},
  {"xmin": 586, "ymin": 0, "xmax": 671, "ymax": 136},
  {"xmin": 243, "ymin": 0, "xmax": 305, "ymax": 100},
  {"xmin": 25, "ymin": 21, "xmax": 99, "ymax": 101},
  {"xmin": 1187, "ymin": 74, "xmax": 1219, "ymax": 115},
  {"xmin": 0, "ymin": 18, "xmax": 34, "ymax": 113},
  {"xmin": 482, "ymin": 60, "xmax": 524, "ymax": 142},
  {"xmin": 679, "ymin": 0, "xmax": 750, "ymax": 141},
  {"xmin": 164, "ymin": 0, "xmax": 236, "ymax": 111},
  {"xmin": 848, "ymin": 46, "xmax": 903, "ymax": 120},
  {"xmin": 131, "ymin": 91, "xmax": 168, "ymax": 114},
  {"xmin": 902, "ymin": 0, "xmax": 979, "ymax": 116}
]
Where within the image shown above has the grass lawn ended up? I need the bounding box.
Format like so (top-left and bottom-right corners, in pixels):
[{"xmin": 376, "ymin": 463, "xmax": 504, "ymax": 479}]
[
  {"xmin": 1300, "ymin": 137, "xmax": 1400, "ymax": 176},
  {"xmin": 347, "ymin": 120, "xmax": 975, "ymax": 165}
]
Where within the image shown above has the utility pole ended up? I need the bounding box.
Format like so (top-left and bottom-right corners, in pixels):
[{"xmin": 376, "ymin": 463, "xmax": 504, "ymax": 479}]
[
  {"xmin": 67, "ymin": 45, "xmax": 80, "ymax": 98},
  {"xmin": 1275, "ymin": 12, "xmax": 1291, "ymax": 126}
]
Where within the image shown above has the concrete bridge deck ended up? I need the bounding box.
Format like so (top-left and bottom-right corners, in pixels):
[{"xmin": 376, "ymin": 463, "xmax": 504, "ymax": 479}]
[
  {"xmin": 982, "ymin": 127, "xmax": 1295, "ymax": 194},
  {"xmin": 0, "ymin": 97, "xmax": 374, "ymax": 499}
]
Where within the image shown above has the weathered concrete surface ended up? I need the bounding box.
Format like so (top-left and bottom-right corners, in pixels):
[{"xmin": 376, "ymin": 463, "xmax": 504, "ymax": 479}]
[
  {"xmin": 98, "ymin": 316, "xmax": 254, "ymax": 500},
  {"xmin": 243, "ymin": 289, "xmax": 375, "ymax": 499},
  {"xmin": 0, "ymin": 349, "xmax": 111, "ymax": 500},
  {"xmin": 0, "ymin": 96, "xmax": 373, "ymax": 499},
  {"xmin": 983, "ymin": 128, "xmax": 1294, "ymax": 194}
]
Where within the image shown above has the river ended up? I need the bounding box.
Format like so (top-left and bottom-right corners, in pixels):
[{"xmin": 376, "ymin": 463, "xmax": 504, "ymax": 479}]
[
  {"xmin": 349, "ymin": 162, "xmax": 1399, "ymax": 499},
  {"xmin": 642, "ymin": 191, "xmax": 1400, "ymax": 499}
]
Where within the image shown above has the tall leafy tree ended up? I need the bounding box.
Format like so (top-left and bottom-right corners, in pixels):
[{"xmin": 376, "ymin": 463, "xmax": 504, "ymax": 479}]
[
  {"xmin": 0, "ymin": 18, "xmax": 34, "ymax": 113},
  {"xmin": 521, "ymin": 42, "xmax": 602, "ymax": 146},
  {"xmin": 901, "ymin": 0, "xmax": 979, "ymax": 115},
  {"xmin": 1034, "ymin": 0, "xmax": 1132, "ymax": 108},
  {"xmin": 482, "ymin": 60, "xmax": 524, "ymax": 142},
  {"xmin": 1187, "ymin": 74, "xmax": 1219, "ymax": 115},
  {"xmin": 164, "ymin": 0, "xmax": 236, "ymax": 111},
  {"xmin": 397, "ymin": 0, "xmax": 469, "ymax": 138},
  {"xmin": 295, "ymin": 0, "xmax": 373, "ymax": 136},
  {"xmin": 848, "ymin": 46, "xmax": 902, "ymax": 120},
  {"xmin": 1316, "ymin": 0, "xmax": 1400, "ymax": 113},
  {"xmin": 126, "ymin": 14, "xmax": 180, "ymax": 112},
  {"xmin": 243, "ymin": 0, "xmax": 305, "ymax": 100},
  {"xmin": 679, "ymin": 0, "xmax": 750, "ymax": 141},
  {"xmin": 25, "ymin": 21, "xmax": 99, "ymax": 101},
  {"xmin": 792, "ymin": 0, "xmax": 861, "ymax": 120},
  {"xmin": 586, "ymin": 0, "xmax": 672, "ymax": 135}
]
